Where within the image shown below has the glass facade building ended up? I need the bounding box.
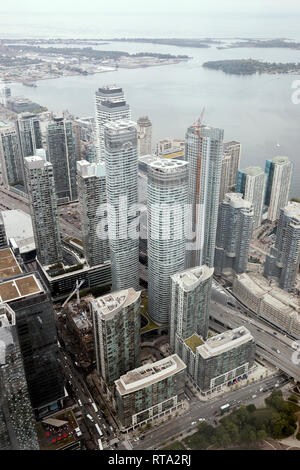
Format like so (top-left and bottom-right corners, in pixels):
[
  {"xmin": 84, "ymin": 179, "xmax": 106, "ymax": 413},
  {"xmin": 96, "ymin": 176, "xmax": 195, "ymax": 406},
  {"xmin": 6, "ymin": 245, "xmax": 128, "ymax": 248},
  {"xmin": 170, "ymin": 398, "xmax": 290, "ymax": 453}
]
[
  {"xmin": 215, "ymin": 193, "xmax": 254, "ymax": 275},
  {"xmin": 95, "ymin": 85, "xmax": 130, "ymax": 162},
  {"xmin": 236, "ymin": 166, "xmax": 266, "ymax": 229},
  {"xmin": 0, "ymin": 303, "xmax": 39, "ymax": 450},
  {"xmin": 77, "ymin": 160, "xmax": 110, "ymax": 267},
  {"xmin": 264, "ymin": 201, "xmax": 300, "ymax": 291},
  {"xmin": 0, "ymin": 121, "xmax": 24, "ymax": 187},
  {"xmin": 147, "ymin": 158, "xmax": 188, "ymax": 325},
  {"xmin": 185, "ymin": 124, "xmax": 224, "ymax": 269},
  {"xmin": 104, "ymin": 120, "xmax": 139, "ymax": 291},
  {"xmin": 47, "ymin": 117, "xmax": 78, "ymax": 202},
  {"xmin": 264, "ymin": 156, "xmax": 293, "ymax": 222},
  {"xmin": 169, "ymin": 265, "xmax": 213, "ymax": 350},
  {"xmin": 115, "ymin": 355, "xmax": 186, "ymax": 430},
  {"xmin": 91, "ymin": 288, "xmax": 141, "ymax": 386},
  {"xmin": 25, "ymin": 155, "xmax": 62, "ymax": 267}
]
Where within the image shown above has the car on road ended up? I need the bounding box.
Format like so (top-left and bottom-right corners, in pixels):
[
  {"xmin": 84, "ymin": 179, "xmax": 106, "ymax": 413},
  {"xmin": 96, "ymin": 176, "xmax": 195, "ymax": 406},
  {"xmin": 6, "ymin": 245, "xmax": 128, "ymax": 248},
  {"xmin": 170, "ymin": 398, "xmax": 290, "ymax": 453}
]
[
  {"xmin": 252, "ymin": 395, "xmax": 257, "ymax": 399},
  {"xmin": 276, "ymin": 349, "xmax": 281, "ymax": 354},
  {"xmin": 198, "ymin": 418, "xmax": 205, "ymax": 422},
  {"xmin": 191, "ymin": 421, "xmax": 197, "ymax": 425}
]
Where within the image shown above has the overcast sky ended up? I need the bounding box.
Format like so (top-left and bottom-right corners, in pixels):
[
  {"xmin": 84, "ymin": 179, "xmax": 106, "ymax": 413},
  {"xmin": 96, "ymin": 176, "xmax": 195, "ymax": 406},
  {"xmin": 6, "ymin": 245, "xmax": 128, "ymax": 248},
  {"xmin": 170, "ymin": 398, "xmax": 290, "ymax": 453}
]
[{"xmin": 2, "ymin": 0, "xmax": 300, "ymax": 15}]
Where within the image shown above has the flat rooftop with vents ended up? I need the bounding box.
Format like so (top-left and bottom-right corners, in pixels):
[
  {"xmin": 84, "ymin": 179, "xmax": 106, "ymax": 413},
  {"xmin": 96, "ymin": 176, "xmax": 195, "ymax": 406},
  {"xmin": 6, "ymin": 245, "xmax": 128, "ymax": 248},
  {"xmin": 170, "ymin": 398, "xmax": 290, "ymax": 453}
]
[
  {"xmin": 91, "ymin": 288, "xmax": 140, "ymax": 320},
  {"xmin": 115, "ymin": 354, "xmax": 186, "ymax": 395},
  {"xmin": 197, "ymin": 326, "xmax": 253, "ymax": 359}
]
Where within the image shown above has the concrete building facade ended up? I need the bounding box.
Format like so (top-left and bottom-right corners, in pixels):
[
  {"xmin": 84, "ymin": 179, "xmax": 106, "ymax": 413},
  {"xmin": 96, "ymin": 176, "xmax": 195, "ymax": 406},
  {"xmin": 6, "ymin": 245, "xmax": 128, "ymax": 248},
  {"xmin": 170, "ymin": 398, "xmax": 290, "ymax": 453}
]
[{"xmin": 233, "ymin": 272, "xmax": 300, "ymax": 339}]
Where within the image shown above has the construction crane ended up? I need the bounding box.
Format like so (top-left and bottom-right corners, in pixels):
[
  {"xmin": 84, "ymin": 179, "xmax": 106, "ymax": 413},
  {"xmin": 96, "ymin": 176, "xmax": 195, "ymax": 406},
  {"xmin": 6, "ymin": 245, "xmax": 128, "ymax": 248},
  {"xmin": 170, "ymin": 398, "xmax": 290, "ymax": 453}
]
[
  {"xmin": 191, "ymin": 107, "xmax": 206, "ymax": 129},
  {"xmin": 62, "ymin": 279, "xmax": 85, "ymax": 308}
]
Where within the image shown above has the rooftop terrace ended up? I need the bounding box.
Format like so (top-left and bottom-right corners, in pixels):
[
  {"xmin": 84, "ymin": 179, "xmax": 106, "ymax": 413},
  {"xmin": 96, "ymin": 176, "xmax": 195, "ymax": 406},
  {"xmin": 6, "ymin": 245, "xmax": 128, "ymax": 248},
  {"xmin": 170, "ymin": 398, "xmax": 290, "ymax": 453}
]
[
  {"xmin": 184, "ymin": 333, "xmax": 204, "ymax": 353},
  {"xmin": 115, "ymin": 354, "xmax": 186, "ymax": 395}
]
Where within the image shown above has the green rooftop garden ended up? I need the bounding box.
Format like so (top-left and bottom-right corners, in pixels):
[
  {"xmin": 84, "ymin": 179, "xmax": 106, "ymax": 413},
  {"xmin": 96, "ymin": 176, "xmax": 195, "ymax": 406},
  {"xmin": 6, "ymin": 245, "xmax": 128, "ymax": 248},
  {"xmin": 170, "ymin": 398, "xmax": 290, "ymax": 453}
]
[
  {"xmin": 140, "ymin": 290, "xmax": 161, "ymax": 333},
  {"xmin": 184, "ymin": 334, "xmax": 204, "ymax": 353}
]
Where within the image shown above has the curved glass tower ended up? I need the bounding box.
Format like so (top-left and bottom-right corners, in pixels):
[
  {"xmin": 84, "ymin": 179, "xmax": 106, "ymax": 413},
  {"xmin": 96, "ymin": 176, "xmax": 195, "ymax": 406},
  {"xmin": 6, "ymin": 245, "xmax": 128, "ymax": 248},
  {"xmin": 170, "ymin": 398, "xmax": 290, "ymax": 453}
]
[{"xmin": 147, "ymin": 158, "xmax": 188, "ymax": 325}]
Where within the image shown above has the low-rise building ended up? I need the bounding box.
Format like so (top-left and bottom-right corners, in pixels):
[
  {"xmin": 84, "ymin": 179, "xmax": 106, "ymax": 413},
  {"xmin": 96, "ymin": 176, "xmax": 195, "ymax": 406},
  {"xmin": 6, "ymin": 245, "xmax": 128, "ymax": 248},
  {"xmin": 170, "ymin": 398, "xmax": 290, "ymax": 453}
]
[
  {"xmin": 1, "ymin": 209, "xmax": 35, "ymax": 262},
  {"xmin": 36, "ymin": 258, "xmax": 111, "ymax": 301},
  {"xmin": 233, "ymin": 272, "xmax": 300, "ymax": 339},
  {"xmin": 36, "ymin": 409, "xmax": 82, "ymax": 450}
]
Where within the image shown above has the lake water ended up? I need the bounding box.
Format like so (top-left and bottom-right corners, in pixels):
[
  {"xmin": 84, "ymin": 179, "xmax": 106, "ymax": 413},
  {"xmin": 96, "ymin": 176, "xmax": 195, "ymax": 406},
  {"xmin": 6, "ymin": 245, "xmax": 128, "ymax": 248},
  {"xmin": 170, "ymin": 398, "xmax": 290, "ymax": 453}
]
[{"xmin": 9, "ymin": 39, "xmax": 300, "ymax": 197}]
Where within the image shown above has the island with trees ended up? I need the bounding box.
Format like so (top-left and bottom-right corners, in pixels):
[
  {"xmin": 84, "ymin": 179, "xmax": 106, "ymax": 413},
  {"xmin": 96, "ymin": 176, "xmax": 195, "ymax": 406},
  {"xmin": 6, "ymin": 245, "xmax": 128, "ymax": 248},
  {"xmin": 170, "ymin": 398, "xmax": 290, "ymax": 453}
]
[{"xmin": 202, "ymin": 59, "xmax": 300, "ymax": 75}]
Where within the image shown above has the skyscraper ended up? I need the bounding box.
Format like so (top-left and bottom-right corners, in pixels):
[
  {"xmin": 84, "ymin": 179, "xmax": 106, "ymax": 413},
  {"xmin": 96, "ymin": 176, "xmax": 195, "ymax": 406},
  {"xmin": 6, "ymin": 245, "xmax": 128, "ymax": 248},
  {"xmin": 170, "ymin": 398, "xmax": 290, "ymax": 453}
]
[
  {"xmin": 0, "ymin": 303, "xmax": 39, "ymax": 450},
  {"xmin": 236, "ymin": 166, "xmax": 266, "ymax": 229},
  {"xmin": 91, "ymin": 288, "xmax": 141, "ymax": 386},
  {"xmin": 16, "ymin": 112, "xmax": 42, "ymax": 159},
  {"xmin": 137, "ymin": 116, "xmax": 152, "ymax": 156},
  {"xmin": 264, "ymin": 156, "xmax": 293, "ymax": 222},
  {"xmin": 104, "ymin": 120, "xmax": 139, "ymax": 291},
  {"xmin": 95, "ymin": 85, "xmax": 130, "ymax": 162},
  {"xmin": 24, "ymin": 154, "xmax": 62, "ymax": 266},
  {"xmin": 77, "ymin": 160, "xmax": 110, "ymax": 267},
  {"xmin": 0, "ymin": 272, "xmax": 65, "ymax": 416},
  {"xmin": 0, "ymin": 121, "xmax": 24, "ymax": 187},
  {"xmin": 169, "ymin": 265, "xmax": 213, "ymax": 351},
  {"xmin": 264, "ymin": 201, "xmax": 300, "ymax": 291},
  {"xmin": 215, "ymin": 193, "xmax": 254, "ymax": 276},
  {"xmin": 219, "ymin": 153, "xmax": 232, "ymax": 203},
  {"xmin": 185, "ymin": 124, "xmax": 224, "ymax": 269},
  {"xmin": 47, "ymin": 117, "xmax": 78, "ymax": 202},
  {"xmin": 147, "ymin": 158, "xmax": 188, "ymax": 324},
  {"xmin": 223, "ymin": 141, "xmax": 241, "ymax": 190}
]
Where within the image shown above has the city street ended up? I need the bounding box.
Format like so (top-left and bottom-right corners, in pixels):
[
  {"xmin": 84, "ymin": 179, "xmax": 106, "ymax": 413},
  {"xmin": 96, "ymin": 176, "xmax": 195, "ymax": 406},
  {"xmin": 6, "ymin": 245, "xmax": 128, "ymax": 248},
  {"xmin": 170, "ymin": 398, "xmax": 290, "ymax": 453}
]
[
  {"xmin": 131, "ymin": 374, "xmax": 285, "ymax": 450},
  {"xmin": 58, "ymin": 349, "xmax": 117, "ymax": 450}
]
